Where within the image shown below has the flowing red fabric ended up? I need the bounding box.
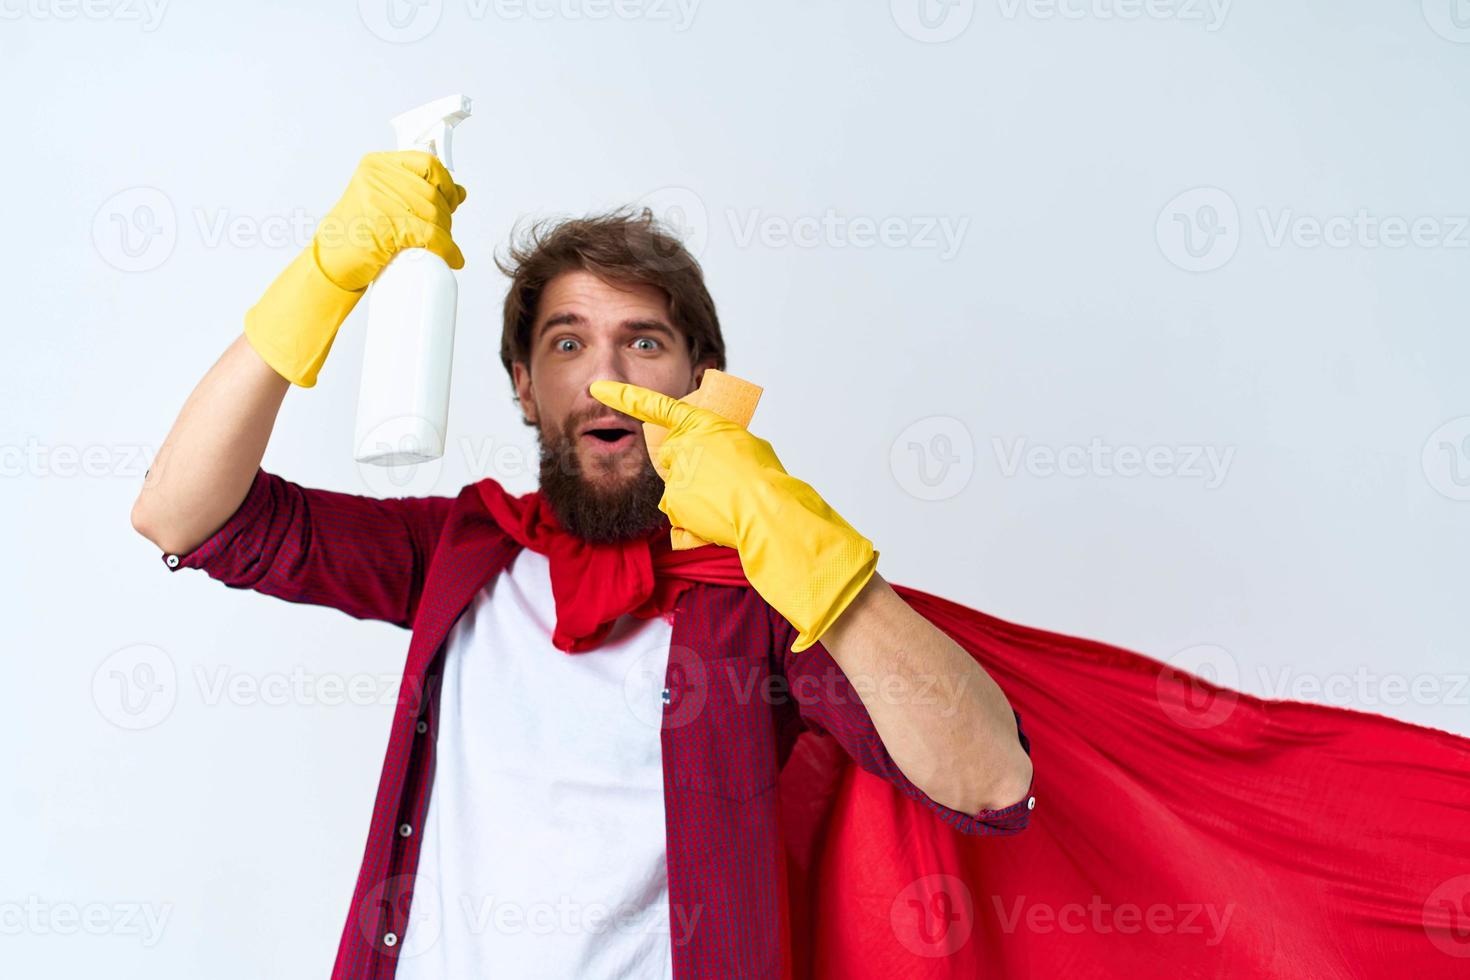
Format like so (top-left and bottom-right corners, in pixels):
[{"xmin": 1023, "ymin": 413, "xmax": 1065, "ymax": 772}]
[
  {"xmin": 478, "ymin": 483, "xmax": 1470, "ymax": 976},
  {"xmin": 788, "ymin": 587, "xmax": 1470, "ymax": 978}
]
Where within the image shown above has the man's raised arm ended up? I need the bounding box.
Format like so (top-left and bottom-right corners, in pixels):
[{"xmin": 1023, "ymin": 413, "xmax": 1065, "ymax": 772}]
[
  {"xmin": 127, "ymin": 152, "xmax": 477, "ymax": 630},
  {"xmin": 130, "ymin": 335, "xmax": 289, "ymax": 555},
  {"xmin": 130, "ymin": 150, "xmax": 469, "ymax": 555}
]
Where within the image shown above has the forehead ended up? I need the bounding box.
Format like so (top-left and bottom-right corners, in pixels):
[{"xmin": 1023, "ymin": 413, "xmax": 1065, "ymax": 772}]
[{"xmin": 533, "ymin": 270, "xmax": 671, "ymax": 334}]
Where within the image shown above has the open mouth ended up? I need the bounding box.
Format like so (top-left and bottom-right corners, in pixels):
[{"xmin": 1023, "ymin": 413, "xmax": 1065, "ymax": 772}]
[{"xmin": 579, "ymin": 419, "xmax": 638, "ymax": 452}]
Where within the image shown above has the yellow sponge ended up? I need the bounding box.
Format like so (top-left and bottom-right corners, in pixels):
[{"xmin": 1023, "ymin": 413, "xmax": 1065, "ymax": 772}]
[{"xmin": 642, "ymin": 368, "xmax": 764, "ymax": 549}]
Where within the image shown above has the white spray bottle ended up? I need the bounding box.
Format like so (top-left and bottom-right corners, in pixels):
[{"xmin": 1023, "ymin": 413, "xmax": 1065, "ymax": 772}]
[{"xmin": 354, "ymin": 94, "xmax": 473, "ymax": 466}]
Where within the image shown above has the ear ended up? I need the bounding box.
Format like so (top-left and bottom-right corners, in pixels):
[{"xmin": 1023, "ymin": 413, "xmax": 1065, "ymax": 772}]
[
  {"xmin": 511, "ymin": 361, "xmax": 538, "ymax": 426},
  {"xmin": 691, "ymin": 357, "xmax": 720, "ymax": 392}
]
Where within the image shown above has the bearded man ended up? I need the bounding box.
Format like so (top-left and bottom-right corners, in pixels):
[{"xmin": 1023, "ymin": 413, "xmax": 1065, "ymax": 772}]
[{"xmin": 130, "ymin": 151, "xmax": 1035, "ymax": 979}]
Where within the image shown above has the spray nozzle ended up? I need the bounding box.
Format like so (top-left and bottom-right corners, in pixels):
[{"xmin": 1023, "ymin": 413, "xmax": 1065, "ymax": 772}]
[{"xmin": 391, "ymin": 94, "xmax": 472, "ymax": 170}]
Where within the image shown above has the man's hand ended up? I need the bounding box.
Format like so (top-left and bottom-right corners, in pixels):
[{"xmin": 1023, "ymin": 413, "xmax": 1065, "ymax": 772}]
[
  {"xmin": 244, "ymin": 151, "xmax": 468, "ymax": 387},
  {"xmin": 589, "ymin": 379, "xmax": 878, "ymax": 653},
  {"xmin": 313, "ymin": 150, "xmax": 467, "ymax": 291},
  {"xmin": 592, "ymin": 378, "xmax": 1032, "ymax": 813}
]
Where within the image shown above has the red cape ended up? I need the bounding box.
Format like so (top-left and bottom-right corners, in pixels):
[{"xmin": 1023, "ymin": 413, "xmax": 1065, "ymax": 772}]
[
  {"xmin": 474, "ymin": 481, "xmax": 1470, "ymax": 976},
  {"xmin": 782, "ymin": 584, "xmax": 1470, "ymax": 978}
]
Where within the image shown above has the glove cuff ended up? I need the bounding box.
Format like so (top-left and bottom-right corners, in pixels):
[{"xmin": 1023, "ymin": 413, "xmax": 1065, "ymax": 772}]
[
  {"xmin": 738, "ymin": 472, "xmax": 880, "ymax": 654},
  {"xmin": 789, "ymin": 543, "xmax": 879, "ymax": 653},
  {"xmin": 244, "ymin": 245, "xmax": 364, "ymax": 387}
]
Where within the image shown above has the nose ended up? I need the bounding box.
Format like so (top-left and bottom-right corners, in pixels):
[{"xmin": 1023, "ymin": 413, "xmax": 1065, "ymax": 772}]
[
  {"xmin": 578, "ymin": 382, "xmax": 639, "ymax": 438},
  {"xmin": 582, "ymin": 347, "xmax": 633, "ymax": 404}
]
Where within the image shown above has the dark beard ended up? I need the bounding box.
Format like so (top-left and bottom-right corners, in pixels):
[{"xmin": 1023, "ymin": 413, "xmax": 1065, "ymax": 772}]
[{"xmin": 537, "ymin": 415, "xmax": 669, "ymax": 544}]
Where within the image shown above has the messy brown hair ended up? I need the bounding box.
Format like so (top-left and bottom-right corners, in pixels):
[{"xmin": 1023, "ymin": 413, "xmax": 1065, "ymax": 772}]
[{"xmin": 496, "ymin": 208, "xmax": 727, "ymax": 383}]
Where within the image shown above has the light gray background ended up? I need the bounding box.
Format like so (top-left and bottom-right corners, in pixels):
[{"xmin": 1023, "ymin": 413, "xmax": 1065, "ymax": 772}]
[{"xmin": 3, "ymin": 1, "xmax": 1467, "ymax": 975}]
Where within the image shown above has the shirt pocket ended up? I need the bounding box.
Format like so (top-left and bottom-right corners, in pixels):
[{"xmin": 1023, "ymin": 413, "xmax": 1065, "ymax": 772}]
[{"xmin": 664, "ymin": 650, "xmax": 778, "ymax": 803}]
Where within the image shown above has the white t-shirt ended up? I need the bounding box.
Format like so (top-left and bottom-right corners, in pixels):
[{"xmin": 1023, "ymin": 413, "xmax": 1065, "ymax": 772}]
[{"xmin": 395, "ymin": 547, "xmax": 676, "ymax": 979}]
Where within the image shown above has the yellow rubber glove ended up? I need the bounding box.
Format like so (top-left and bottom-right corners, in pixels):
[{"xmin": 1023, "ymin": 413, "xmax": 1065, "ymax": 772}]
[
  {"xmin": 590, "ymin": 380, "xmax": 879, "ymax": 653},
  {"xmin": 244, "ymin": 151, "xmax": 468, "ymax": 387}
]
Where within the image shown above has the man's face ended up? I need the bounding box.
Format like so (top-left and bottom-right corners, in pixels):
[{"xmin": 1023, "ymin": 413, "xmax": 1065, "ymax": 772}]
[{"xmin": 512, "ymin": 269, "xmax": 714, "ymax": 542}]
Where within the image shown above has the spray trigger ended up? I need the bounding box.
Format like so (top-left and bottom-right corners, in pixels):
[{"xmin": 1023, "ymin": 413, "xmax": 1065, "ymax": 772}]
[{"xmin": 390, "ymin": 94, "xmax": 472, "ymax": 170}]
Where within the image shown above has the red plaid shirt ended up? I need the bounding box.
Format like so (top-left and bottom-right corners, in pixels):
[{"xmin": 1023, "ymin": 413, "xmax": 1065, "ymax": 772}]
[{"xmin": 163, "ymin": 469, "xmax": 1032, "ymax": 978}]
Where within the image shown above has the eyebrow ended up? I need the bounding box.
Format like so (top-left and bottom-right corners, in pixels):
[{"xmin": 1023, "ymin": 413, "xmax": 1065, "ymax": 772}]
[{"xmin": 533, "ymin": 312, "xmax": 679, "ymax": 345}]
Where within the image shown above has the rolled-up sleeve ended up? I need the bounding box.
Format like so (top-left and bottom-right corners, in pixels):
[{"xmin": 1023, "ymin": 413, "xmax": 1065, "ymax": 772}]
[
  {"xmin": 160, "ymin": 468, "xmax": 454, "ymax": 629},
  {"xmin": 772, "ymin": 609, "xmax": 1035, "ymax": 835}
]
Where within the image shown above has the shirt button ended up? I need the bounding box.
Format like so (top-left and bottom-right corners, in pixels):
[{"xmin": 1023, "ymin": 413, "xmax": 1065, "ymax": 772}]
[
  {"xmin": 398, "ymin": 823, "xmax": 412, "ymax": 838},
  {"xmin": 1027, "ymin": 796, "xmax": 1036, "ymax": 810},
  {"xmin": 165, "ymin": 555, "xmax": 180, "ymax": 568},
  {"xmin": 383, "ymin": 932, "xmax": 399, "ymax": 948},
  {"xmin": 416, "ymin": 720, "xmax": 428, "ymax": 734},
  {"xmin": 661, "ymin": 687, "xmax": 671, "ymax": 705}
]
